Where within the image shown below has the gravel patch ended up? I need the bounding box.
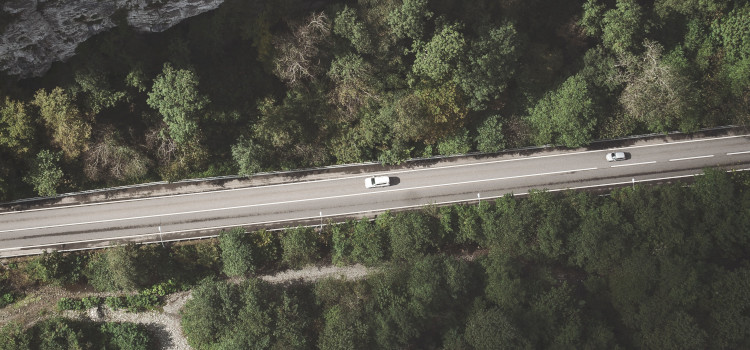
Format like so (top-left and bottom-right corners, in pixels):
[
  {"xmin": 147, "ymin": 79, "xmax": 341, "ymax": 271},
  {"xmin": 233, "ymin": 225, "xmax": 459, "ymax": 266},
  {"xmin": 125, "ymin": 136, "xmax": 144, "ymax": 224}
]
[
  {"xmin": 21, "ymin": 264, "xmax": 374, "ymax": 350},
  {"xmin": 259, "ymin": 264, "xmax": 373, "ymax": 284}
]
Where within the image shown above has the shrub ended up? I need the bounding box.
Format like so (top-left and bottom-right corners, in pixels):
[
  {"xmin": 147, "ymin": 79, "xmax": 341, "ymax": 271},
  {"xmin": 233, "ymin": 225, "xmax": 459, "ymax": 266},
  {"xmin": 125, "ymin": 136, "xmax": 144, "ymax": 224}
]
[
  {"xmin": 57, "ymin": 297, "xmax": 85, "ymax": 311},
  {"xmin": 105, "ymin": 296, "xmax": 126, "ymax": 310},
  {"xmin": 219, "ymin": 227, "xmax": 256, "ymax": 276},
  {"xmin": 0, "ymin": 293, "xmax": 17, "ymax": 309},
  {"xmin": 100, "ymin": 322, "xmax": 153, "ymax": 350},
  {"xmin": 281, "ymin": 226, "xmax": 321, "ymax": 269},
  {"xmin": 0, "ymin": 322, "xmax": 31, "ymax": 350},
  {"xmin": 142, "ymin": 279, "xmax": 181, "ymax": 297},
  {"xmin": 25, "ymin": 250, "xmax": 85, "ymax": 286},
  {"xmin": 389, "ymin": 211, "xmax": 440, "ymax": 260},
  {"xmin": 125, "ymin": 294, "xmax": 160, "ymax": 312},
  {"xmin": 82, "ymin": 296, "xmax": 104, "ymax": 309}
]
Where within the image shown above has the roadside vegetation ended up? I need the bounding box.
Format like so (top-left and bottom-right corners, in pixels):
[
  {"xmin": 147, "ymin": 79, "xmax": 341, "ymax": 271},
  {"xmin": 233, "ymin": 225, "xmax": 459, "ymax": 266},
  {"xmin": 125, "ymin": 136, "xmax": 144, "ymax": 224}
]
[
  {"xmin": 0, "ymin": 318, "xmax": 153, "ymax": 350},
  {"xmin": 0, "ymin": 0, "xmax": 748, "ymax": 200},
  {"xmin": 1, "ymin": 169, "xmax": 749, "ymax": 348}
]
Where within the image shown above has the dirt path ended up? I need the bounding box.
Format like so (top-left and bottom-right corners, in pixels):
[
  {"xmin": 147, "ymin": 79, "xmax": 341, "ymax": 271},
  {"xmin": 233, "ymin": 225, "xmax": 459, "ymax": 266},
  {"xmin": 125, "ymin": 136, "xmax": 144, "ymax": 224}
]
[{"xmin": 2, "ymin": 264, "xmax": 372, "ymax": 350}]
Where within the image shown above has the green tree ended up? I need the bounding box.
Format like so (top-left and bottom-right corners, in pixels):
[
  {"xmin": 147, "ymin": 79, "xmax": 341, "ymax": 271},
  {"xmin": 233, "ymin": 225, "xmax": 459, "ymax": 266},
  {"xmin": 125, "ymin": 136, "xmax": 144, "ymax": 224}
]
[
  {"xmin": 24, "ymin": 150, "xmax": 64, "ymax": 197},
  {"xmin": 35, "ymin": 318, "xmax": 84, "ymax": 350},
  {"xmin": 601, "ymin": 0, "xmax": 646, "ymax": 55},
  {"xmin": 475, "ymin": 115, "xmax": 505, "ymax": 153},
  {"xmin": 26, "ymin": 250, "xmax": 84, "ymax": 286},
  {"xmin": 332, "ymin": 219, "xmax": 387, "ymax": 266},
  {"xmin": 387, "ymin": 0, "xmax": 433, "ymax": 40},
  {"xmin": 318, "ymin": 305, "xmax": 370, "ymax": 350},
  {"xmin": 412, "ymin": 22, "xmax": 466, "ymax": 82},
  {"xmin": 455, "ymin": 23, "xmax": 519, "ymax": 109},
  {"xmin": 711, "ymin": 4, "xmax": 750, "ymax": 64},
  {"xmin": 0, "ymin": 322, "xmax": 30, "ymax": 350},
  {"xmin": 0, "ymin": 97, "xmax": 34, "ymax": 156},
  {"xmin": 333, "ymin": 6, "xmax": 373, "ymax": 54},
  {"xmin": 530, "ymin": 284, "xmax": 583, "ymax": 347},
  {"xmin": 569, "ymin": 198, "xmax": 631, "ymax": 274},
  {"xmin": 85, "ymin": 244, "xmax": 152, "ymax": 291},
  {"xmin": 232, "ymin": 135, "xmax": 267, "ymax": 175},
  {"xmin": 221, "ymin": 279, "xmax": 275, "ymax": 349},
  {"xmin": 706, "ymin": 267, "xmax": 750, "ymax": 348},
  {"xmin": 219, "ymin": 227, "xmax": 255, "ymax": 277},
  {"xmin": 526, "ymin": 74, "xmax": 597, "ymax": 147},
  {"xmin": 437, "ymin": 129, "xmax": 471, "ymax": 155},
  {"xmin": 32, "ymin": 87, "xmax": 91, "ymax": 159},
  {"xmin": 281, "ymin": 226, "xmax": 320, "ymax": 269},
  {"xmin": 72, "ymin": 69, "xmax": 126, "ymax": 114},
  {"xmin": 181, "ymin": 279, "xmax": 240, "ymax": 349},
  {"xmin": 465, "ymin": 305, "xmax": 531, "ymax": 350},
  {"xmin": 272, "ymin": 291, "xmax": 311, "ymax": 349},
  {"xmin": 389, "ymin": 211, "xmax": 438, "ymax": 260},
  {"xmin": 147, "ymin": 63, "xmax": 210, "ymax": 145},
  {"xmin": 580, "ymin": 0, "xmax": 605, "ymax": 37},
  {"xmin": 99, "ymin": 322, "xmax": 153, "ymax": 350},
  {"xmin": 327, "ymin": 54, "xmax": 381, "ymax": 119}
]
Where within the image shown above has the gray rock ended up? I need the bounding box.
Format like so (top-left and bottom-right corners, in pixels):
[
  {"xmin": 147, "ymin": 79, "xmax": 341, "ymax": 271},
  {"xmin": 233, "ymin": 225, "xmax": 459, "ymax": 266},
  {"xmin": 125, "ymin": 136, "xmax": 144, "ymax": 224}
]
[{"xmin": 0, "ymin": 0, "xmax": 224, "ymax": 78}]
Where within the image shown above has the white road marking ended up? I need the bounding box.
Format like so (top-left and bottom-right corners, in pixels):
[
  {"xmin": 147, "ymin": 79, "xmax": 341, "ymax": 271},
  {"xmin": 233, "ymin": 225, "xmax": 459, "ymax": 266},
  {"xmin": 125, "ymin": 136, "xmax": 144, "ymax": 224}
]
[
  {"xmin": 5, "ymin": 167, "xmax": 750, "ymax": 256},
  {"xmin": 3, "ymin": 133, "xmax": 749, "ymax": 215},
  {"xmin": 0, "ymin": 167, "xmax": 597, "ymax": 234},
  {"xmin": 669, "ymin": 155, "xmax": 714, "ymax": 162},
  {"xmin": 727, "ymin": 151, "xmax": 750, "ymax": 155},
  {"xmin": 610, "ymin": 161, "xmax": 657, "ymax": 168}
]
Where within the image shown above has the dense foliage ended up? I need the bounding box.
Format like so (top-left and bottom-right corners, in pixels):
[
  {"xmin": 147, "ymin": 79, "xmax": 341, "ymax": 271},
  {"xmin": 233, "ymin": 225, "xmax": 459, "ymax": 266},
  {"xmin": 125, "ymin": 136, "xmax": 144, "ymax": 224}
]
[
  {"xmin": 0, "ymin": 0, "xmax": 747, "ymax": 200},
  {"xmin": 0, "ymin": 318, "xmax": 153, "ymax": 350},
  {"xmin": 1, "ymin": 170, "xmax": 748, "ymax": 348},
  {"xmin": 176, "ymin": 169, "xmax": 750, "ymax": 349}
]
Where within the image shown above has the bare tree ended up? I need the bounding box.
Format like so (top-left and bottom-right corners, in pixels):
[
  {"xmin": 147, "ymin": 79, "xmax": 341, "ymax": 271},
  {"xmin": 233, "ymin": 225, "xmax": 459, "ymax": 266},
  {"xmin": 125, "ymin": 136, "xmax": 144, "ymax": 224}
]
[
  {"xmin": 618, "ymin": 40, "xmax": 700, "ymax": 132},
  {"xmin": 84, "ymin": 127, "xmax": 149, "ymax": 182},
  {"xmin": 273, "ymin": 12, "xmax": 332, "ymax": 87}
]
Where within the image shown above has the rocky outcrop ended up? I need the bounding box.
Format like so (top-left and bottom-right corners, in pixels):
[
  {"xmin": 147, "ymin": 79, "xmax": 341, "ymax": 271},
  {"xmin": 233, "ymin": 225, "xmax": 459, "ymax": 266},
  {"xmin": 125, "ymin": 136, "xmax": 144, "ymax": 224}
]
[{"xmin": 0, "ymin": 0, "xmax": 224, "ymax": 78}]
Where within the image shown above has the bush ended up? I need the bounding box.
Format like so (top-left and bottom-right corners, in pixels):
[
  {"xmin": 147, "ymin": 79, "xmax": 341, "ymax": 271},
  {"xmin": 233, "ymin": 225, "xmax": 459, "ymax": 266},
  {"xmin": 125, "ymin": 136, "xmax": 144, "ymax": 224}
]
[
  {"xmin": 0, "ymin": 322, "xmax": 31, "ymax": 350},
  {"xmin": 142, "ymin": 279, "xmax": 181, "ymax": 297},
  {"xmin": 281, "ymin": 226, "xmax": 321, "ymax": 269},
  {"xmin": 26, "ymin": 318, "xmax": 153, "ymax": 350},
  {"xmin": 105, "ymin": 296, "xmax": 126, "ymax": 310},
  {"xmin": 219, "ymin": 227, "xmax": 256, "ymax": 276},
  {"xmin": 0, "ymin": 292, "xmax": 17, "ymax": 309},
  {"xmin": 57, "ymin": 297, "xmax": 85, "ymax": 311},
  {"xmin": 125, "ymin": 294, "xmax": 160, "ymax": 312},
  {"xmin": 25, "ymin": 250, "xmax": 85, "ymax": 286},
  {"xmin": 389, "ymin": 211, "xmax": 440, "ymax": 260},
  {"xmin": 82, "ymin": 296, "xmax": 104, "ymax": 309},
  {"xmin": 85, "ymin": 244, "xmax": 154, "ymax": 292},
  {"xmin": 100, "ymin": 322, "xmax": 153, "ymax": 350}
]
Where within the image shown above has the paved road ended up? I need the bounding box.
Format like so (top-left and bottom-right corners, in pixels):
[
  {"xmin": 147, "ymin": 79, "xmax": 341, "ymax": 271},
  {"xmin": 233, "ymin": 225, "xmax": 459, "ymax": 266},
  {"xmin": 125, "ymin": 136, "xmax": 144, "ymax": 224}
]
[{"xmin": 1, "ymin": 133, "xmax": 749, "ymax": 257}]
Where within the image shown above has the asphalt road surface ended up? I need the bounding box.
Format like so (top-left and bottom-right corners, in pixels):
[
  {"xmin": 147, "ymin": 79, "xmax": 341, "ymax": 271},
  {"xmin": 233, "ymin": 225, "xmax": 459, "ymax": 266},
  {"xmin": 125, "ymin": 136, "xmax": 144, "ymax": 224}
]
[{"xmin": 2, "ymin": 132, "xmax": 749, "ymax": 257}]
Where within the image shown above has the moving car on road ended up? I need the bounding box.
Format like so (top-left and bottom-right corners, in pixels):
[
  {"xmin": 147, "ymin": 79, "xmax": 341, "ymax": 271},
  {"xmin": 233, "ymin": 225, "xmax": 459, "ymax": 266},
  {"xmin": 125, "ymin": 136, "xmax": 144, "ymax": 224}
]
[
  {"xmin": 606, "ymin": 152, "xmax": 627, "ymax": 162},
  {"xmin": 365, "ymin": 176, "xmax": 390, "ymax": 188}
]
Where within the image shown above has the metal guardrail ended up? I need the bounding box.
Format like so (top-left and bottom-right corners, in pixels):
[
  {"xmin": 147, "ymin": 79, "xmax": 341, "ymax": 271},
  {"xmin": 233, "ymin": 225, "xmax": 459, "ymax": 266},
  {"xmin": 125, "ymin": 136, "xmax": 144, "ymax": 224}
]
[{"xmin": 1, "ymin": 125, "xmax": 743, "ymax": 206}]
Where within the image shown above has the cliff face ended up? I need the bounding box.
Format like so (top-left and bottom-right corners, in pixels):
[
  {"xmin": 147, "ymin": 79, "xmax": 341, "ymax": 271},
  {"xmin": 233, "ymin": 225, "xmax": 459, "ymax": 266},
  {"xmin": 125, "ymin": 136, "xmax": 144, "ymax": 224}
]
[{"xmin": 0, "ymin": 0, "xmax": 224, "ymax": 78}]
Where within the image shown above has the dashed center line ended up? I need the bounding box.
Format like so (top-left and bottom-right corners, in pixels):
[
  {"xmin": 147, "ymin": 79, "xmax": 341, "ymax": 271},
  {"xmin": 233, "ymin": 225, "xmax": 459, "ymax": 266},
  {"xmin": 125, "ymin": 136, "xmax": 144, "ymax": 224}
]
[
  {"xmin": 669, "ymin": 155, "xmax": 714, "ymax": 162},
  {"xmin": 611, "ymin": 161, "xmax": 657, "ymax": 168},
  {"xmin": 0, "ymin": 167, "xmax": 598, "ymax": 234},
  {"xmin": 727, "ymin": 151, "xmax": 750, "ymax": 155}
]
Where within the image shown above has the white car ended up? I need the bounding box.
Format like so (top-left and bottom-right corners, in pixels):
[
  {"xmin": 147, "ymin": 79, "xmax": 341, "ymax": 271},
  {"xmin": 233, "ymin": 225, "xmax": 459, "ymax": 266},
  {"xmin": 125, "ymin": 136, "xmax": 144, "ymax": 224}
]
[
  {"xmin": 365, "ymin": 176, "xmax": 390, "ymax": 188},
  {"xmin": 606, "ymin": 152, "xmax": 627, "ymax": 162}
]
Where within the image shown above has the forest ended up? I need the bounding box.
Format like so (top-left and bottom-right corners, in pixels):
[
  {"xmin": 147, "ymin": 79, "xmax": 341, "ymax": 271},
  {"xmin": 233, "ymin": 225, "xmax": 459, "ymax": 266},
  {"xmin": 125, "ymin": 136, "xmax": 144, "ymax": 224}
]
[
  {"xmin": 1, "ymin": 169, "xmax": 749, "ymax": 349},
  {"xmin": 0, "ymin": 0, "xmax": 748, "ymax": 200}
]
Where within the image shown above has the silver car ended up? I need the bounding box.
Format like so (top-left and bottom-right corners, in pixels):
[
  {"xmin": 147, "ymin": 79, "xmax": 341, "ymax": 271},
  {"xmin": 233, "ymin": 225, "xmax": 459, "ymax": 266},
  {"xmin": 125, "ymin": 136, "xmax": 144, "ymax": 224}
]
[{"xmin": 606, "ymin": 152, "xmax": 626, "ymax": 161}]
